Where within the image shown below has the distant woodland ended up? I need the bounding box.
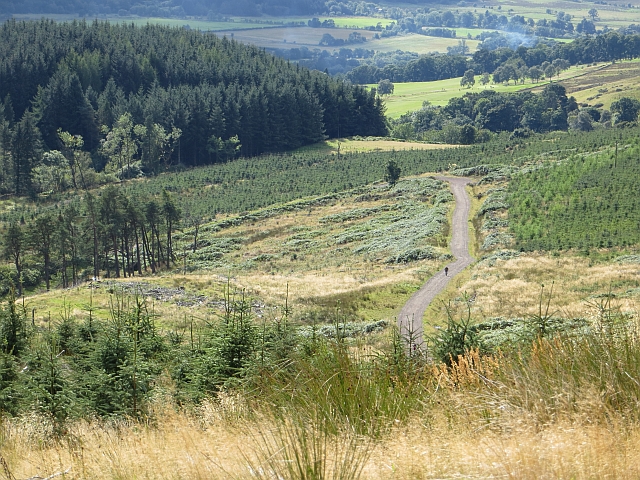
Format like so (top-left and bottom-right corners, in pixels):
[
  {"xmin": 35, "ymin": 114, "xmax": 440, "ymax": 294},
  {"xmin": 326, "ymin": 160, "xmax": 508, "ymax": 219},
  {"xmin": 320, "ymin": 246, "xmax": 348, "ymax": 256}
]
[
  {"xmin": 0, "ymin": 0, "xmax": 422, "ymax": 16},
  {"xmin": 0, "ymin": 20, "xmax": 387, "ymax": 196}
]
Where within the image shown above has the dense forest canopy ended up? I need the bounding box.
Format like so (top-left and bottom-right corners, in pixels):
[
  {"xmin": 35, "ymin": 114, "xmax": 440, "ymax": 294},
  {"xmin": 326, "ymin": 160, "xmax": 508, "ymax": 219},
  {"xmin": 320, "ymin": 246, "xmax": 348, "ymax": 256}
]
[
  {"xmin": 0, "ymin": 19, "xmax": 387, "ymax": 193},
  {"xmin": 0, "ymin": 0, "xmax": 447, "ymax": 16}
]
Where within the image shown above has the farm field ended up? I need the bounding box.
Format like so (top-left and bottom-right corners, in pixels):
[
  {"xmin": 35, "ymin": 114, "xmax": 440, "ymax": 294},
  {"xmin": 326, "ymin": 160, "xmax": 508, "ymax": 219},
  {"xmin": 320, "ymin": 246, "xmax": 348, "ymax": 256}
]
[
  {"xmin": 431, "ymin": 0, "xmax": 640, "ymax": 29},
  {"xmin": 376, "ymin": 62, "xmax": 610, "ymax": 117},
  {"xmin": 296, "ymin": 138, "xmax": 458, "ymax": 154},
  {"xmin": 451, "ymin": 27, "xmax": 500, "ymax": 38},
  {"xmin": 5, "ymin": 16, "xmax": 491, "ymax": 55},
  {"xmin": 278, "ymin": 15, "xmax": 395, "ymax": 29},
  {"xmin": 214, "ymin": 25, "xmax": 378, "ymax": 50},
  {"xmin": 371, "ymin": 33, "xmax": 482, "ymax": 55},
  {"xmin": 217, "ymin": 27, "xmax": 482, "ymax": 54}
]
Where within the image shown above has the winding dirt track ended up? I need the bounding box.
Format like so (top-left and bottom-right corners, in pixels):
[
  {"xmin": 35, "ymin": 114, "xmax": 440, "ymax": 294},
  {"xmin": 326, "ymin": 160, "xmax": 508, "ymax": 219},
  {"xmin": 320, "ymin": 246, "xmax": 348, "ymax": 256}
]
[{"xmin": 397, "ymin": 176, "xmax": 474, "ymax": 350}]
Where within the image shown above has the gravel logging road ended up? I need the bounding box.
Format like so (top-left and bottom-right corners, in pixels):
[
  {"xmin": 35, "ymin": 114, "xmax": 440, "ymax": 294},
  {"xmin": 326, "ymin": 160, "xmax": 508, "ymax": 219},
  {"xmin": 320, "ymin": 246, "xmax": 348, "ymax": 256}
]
[{"xmin": 397, "ymin": 176, "xmax": 474, "ymax": 351}]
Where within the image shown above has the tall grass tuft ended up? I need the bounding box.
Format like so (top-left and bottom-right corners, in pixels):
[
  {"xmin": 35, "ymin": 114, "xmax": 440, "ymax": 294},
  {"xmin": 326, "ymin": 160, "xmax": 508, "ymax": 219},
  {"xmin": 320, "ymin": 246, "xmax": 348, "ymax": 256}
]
[
  {"xmin": 446, "ymin": 315, "xmax": 640, "ymax": 426},
  {"xmin": 248, "ymin": 337, "xmax": 434, "ymax": 438},
  {"xmin": 243, "ymin": 414, "xmax": 371, "ymax": 480}
]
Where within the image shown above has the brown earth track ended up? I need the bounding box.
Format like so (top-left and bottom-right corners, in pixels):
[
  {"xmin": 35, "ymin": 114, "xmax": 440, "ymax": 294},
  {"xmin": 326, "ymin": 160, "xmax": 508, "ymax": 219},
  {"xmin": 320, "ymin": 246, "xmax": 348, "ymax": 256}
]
[{"xmin": 397, "ymin": 176, "xmax": 474, "ymax": 351}]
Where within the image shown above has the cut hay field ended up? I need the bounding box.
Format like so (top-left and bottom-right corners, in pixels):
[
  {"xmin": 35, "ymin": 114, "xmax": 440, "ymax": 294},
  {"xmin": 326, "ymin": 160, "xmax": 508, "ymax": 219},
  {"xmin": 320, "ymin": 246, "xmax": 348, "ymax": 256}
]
[
  {"xmin": 371, "ymin": 33, "xmax": 482, "ymax": 55},
  {"xmin": 220, "ymin": 27, "xmax": 480, "ymax": 54},
  {"xmin": 377, "ymin": 62, "xmax": 610, "ymax": 117},
  {"xmin": 214, "ymin": 25, "xmax": 378, "ymax": 50},
  {"xmin": 296, "ymin": 138, "xmax": 458, "ymax": 154},
  {"xmin": 278, "ymin": 15, "xmax": 395, "ymax": 29}
]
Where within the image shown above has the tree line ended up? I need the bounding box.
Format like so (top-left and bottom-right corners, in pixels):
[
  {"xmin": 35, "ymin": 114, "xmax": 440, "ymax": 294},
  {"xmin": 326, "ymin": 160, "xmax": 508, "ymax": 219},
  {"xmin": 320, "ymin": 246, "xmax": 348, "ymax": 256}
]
[
  {"xmin": 1, "ymin": 187, "xmax": 185, "ymax": 297},
  {"xmin": 0, "ymin": 19, "xmax": 387, "ymax": 196},
  {"xmin": 391, "ymin": 83, "xmax": 579, "ymax": 144},
  {"xmin": 346, "ymin": 31, "xmax": 640, "ymax": 85}
]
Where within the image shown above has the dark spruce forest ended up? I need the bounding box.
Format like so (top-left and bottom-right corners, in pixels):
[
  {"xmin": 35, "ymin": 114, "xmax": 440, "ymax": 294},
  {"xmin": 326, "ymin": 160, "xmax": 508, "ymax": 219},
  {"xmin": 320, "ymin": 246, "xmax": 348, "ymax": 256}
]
[{"xmin": 0, "ymin": 19, "xmax": 386, "ymax": 192}]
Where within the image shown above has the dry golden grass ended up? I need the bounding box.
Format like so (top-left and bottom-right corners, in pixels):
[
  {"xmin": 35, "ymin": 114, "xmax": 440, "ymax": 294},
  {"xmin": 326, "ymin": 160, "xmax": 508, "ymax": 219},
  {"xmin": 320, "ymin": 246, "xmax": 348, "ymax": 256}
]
[
  {"xmin": 188, "ymin": 180, "xmax": 448, "ymax": 318},
  {"xmin": 411, "ymin": 179, "xmax": 640, "ymax": 326},
  {"xmin": 366, "ymin": 421, "xmax": 640, "ymax": 479},
  {"xmin": 239, "ymin": 264, "xmax": 429, "ymax": 304},
  {"xmin": 463, "ymin": 253, "xmax": 640, "ymax": 320},
  {"xmin": 543, "ymin": 59, "xmax": 640, "ymax": 109},
  {"xmin": 4, "ymin": 408, "xmax": 640, "ymax": 479},
  {"xmin": 420, "ymin": 249, "xmax": 640, "ymax": 328},
  {"xmin": 297, "ymin": 138, "xmax": 460, "ymax": 154}
]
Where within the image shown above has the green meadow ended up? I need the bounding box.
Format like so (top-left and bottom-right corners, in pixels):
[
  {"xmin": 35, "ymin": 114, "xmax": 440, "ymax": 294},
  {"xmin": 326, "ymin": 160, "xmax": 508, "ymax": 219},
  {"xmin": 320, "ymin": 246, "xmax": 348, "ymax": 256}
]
[{"xmin": 375, "ymin": 62, "xmax": 612, "ymax": 118}]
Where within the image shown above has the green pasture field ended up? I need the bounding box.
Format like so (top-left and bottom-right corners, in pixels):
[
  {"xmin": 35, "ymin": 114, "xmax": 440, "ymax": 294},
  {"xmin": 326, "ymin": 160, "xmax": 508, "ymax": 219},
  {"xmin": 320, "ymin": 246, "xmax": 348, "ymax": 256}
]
[
  {"xmin": 376, "ymin": 62, "xmax": 611, "ymax": 118},
  {"xmin": 431, "ymin": 26, "xmax": 568, "ymax": 42},
  {"xmin": 12, "ymin": 0, "xmax": 640, "ymax": 34},
  {"xmin": 441, "ymin": 0, "xmax": 640, "ymax": 29},
  {"xmin": 400, "ymin": 0, "xmax": 640, "ymax": 32},
  {"xmin": 452, "ymin": 27, "xmax": 500, "ymax": 38},
  {"xmin": 221, "ymin": 27, "xmax": 482, "ymax": 54},
  {"xmin": 371, "ymin": 33, "xmax": 482, "ymax": 54}
]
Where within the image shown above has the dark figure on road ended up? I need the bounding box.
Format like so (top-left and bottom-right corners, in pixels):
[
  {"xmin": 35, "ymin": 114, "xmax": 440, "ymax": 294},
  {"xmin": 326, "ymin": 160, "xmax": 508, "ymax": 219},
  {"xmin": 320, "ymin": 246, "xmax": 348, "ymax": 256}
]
[{"xmin": 444, "ymin": 267, "xmax": 449, "ymax": 276}]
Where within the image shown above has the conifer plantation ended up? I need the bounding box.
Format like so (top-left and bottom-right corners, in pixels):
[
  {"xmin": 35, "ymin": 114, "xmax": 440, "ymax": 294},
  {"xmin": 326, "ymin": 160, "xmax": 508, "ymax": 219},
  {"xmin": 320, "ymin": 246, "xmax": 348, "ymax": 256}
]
[{"xmin": 0, "ymin": 19, "xmax": 386, "ymax": 191}]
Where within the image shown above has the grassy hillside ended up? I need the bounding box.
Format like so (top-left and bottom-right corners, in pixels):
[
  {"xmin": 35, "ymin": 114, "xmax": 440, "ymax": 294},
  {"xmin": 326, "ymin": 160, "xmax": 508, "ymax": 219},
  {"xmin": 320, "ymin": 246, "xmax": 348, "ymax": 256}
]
[
  {"xmin": 3, "ymin": 124, "xmax": 640, "ymax": 479},
  {"xmin": 7, "ymin": 125, "xmax": 638, "ymax": 326},
  {"xmin": 121, "ymin": 127, "xmax": 636, "ymax": 218},
  {"xmin": 553, "ymin": 58, "xmax": 640, "ymax": 109},
  {"xmin": 378, "ymin": 61, "xmax": 615, "ymax": 118}
]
